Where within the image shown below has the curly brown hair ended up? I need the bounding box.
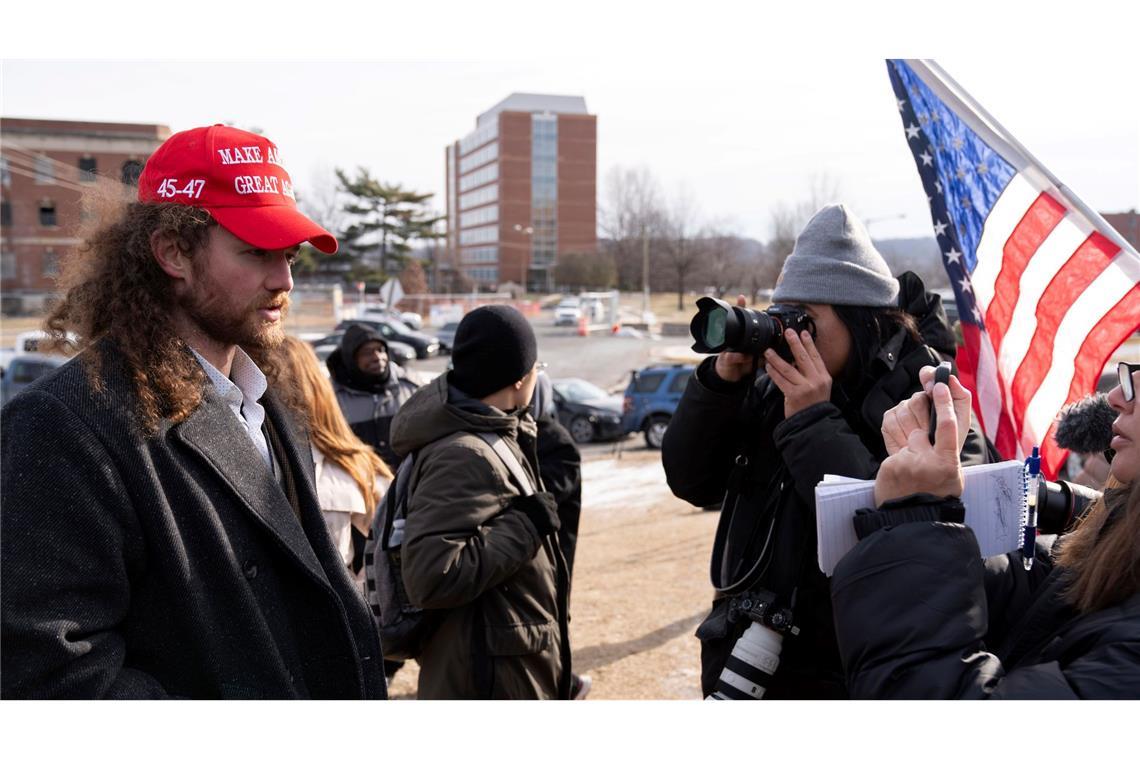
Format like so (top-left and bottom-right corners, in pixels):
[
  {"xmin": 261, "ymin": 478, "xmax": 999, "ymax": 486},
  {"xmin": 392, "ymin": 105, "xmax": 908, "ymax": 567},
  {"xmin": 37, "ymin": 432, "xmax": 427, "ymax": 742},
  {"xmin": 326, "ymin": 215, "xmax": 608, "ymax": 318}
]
[{"xmin": 45, "ymin": 199, "xmax": 225, "ymax": 432}]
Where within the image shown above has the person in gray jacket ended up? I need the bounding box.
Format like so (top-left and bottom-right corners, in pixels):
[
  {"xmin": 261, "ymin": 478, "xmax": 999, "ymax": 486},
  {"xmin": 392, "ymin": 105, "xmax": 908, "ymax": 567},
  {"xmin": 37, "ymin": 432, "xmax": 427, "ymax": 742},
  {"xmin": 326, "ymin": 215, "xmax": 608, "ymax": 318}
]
[{"xmin": 327, "ymin": 323, "xmax": 419, "ymax": 470}]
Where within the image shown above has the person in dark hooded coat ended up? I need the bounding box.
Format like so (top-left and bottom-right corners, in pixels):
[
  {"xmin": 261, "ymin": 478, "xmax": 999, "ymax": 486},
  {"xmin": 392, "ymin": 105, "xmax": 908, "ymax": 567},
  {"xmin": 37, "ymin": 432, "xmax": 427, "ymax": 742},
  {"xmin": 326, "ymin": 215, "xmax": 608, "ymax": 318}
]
[
  {"xmin": 831, "ymin": 363, "xmax": 1139, "ymax": 698},
  {"xmin": 327, "ymin": 323, "xmax": 420, "ymax": 470},
  {"xmin": 661, "ymin": 204, "xmax": 993, "ymax": 699}
]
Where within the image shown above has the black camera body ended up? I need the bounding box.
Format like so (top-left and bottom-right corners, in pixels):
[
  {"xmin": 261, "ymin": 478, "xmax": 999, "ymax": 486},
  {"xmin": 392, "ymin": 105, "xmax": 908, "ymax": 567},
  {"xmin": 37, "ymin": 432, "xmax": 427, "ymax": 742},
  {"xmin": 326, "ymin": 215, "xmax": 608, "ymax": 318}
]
[{"xmin": 690, "ymin": 298, "xmax": 816, "ymax": 362}]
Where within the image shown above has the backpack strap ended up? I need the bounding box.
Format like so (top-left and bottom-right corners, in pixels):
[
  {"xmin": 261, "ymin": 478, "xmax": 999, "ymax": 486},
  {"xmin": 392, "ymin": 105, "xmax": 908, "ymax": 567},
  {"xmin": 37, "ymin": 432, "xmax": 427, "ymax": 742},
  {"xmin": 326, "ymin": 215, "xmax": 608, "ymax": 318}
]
[
  {"xmin": 475, "ymin": 431, "xmax": 536, "ymax": 496},
  {"xmin": 379, "ymin": 453, "xmax": 417, "ymax": 550}
]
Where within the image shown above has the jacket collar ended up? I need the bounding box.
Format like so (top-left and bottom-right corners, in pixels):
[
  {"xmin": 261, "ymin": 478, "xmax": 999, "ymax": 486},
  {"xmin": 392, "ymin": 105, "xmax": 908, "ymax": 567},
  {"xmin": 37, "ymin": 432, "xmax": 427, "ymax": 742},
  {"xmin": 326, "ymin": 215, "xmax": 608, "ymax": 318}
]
[
  {"xmin": 872, "ymin": 327, "xmax": 908, "ymax": 373},
  {"xmin": 172, "ymin": 383, "xmax": 328, "ymax": 584}
]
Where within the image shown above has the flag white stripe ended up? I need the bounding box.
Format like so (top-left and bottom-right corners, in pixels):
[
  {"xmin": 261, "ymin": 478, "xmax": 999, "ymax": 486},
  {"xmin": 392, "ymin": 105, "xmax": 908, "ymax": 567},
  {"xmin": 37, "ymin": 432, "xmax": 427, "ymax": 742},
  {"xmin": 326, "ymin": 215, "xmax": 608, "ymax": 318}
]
[
  {"xmin": 974, "ymin": 330, "xmax": 1007, "ymax": 448},
  {"xmin": 972, "ymin": 173, "xmax": 1041, "ymax": 313},
  {"xmin": 1020, "ymin": 251, "xmax": 1140, "ymax": 453},
  {"xmin": 995, "ymin": 213, "xmax": 1093, "ymax": 400}
]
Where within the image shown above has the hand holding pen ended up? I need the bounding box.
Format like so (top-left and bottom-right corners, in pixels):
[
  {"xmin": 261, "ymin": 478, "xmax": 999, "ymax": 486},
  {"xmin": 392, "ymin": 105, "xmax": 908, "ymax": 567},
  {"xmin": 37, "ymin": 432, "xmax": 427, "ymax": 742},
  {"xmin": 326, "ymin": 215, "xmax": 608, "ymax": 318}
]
[{"xmin": 875, "ymin": 365, "xmax": 972, "ymax": 506}]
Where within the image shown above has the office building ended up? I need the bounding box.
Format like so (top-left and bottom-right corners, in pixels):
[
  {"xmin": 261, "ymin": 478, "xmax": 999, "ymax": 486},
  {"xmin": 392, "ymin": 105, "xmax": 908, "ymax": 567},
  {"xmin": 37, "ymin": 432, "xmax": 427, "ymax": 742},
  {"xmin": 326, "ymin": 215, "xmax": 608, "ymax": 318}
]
[{"xmin": 444, "ymin": 93, "xmax": 596, "ymax": 291}]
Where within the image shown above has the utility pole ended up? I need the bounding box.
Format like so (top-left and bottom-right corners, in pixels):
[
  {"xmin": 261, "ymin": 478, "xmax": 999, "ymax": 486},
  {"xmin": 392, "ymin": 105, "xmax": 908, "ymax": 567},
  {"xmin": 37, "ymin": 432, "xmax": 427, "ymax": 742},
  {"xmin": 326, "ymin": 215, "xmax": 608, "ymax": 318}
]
[{"xmin": 641, "ymin": 222, "xmax": 650, "ymax": 318}]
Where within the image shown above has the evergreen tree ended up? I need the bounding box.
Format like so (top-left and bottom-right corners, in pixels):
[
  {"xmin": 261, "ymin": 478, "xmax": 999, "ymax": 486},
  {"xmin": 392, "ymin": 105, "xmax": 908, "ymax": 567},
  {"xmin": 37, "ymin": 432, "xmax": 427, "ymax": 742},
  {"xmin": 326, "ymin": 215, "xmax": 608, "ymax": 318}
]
[{"xmin": 335, "ymin": 168, "xmax": 444, "ymax": 277}]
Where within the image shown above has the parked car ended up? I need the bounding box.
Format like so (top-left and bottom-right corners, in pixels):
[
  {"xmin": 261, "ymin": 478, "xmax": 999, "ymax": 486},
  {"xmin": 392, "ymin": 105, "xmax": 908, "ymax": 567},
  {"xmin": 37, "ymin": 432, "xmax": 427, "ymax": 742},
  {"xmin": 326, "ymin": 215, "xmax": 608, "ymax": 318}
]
[
  {"xmin": 13, "ymin": 329, "xmax": 79, "ymax": 356},
  {"xmin": 308, "ymin": 331, "xmax": 415, "ymax": 367},
  {"xmin": 334, "ymin": 317, "xmax": 440, "ymax": 360},
  {"xmin": 621, "ymin": 363, "xmax": 692, "ymax": 448},
  {"xmin": 551, "ymin": 378, "xmax": 625, "ymax": 444},
  {"xmin": 435, "ymin": 321, "xmax": 460, "ymax": 355},
  {"xmin": 1, "ymin": 353, "xmax": 69, "ymax": 407},
  {"xmin": 361, "ymin": 306, "xmax": 423, "ymax": 331},
  {"xmin": 554, "ymin": 298, "xmax": 583, "ymax": 326}
]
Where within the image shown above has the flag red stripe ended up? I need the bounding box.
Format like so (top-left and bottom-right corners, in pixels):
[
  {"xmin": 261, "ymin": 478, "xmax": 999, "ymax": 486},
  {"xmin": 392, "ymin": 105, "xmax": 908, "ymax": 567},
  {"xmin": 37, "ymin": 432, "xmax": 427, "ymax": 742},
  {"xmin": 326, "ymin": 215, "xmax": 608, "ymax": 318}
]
[
  {"xmin": 957, "ymin": 322, "xmax": 983, "ymax": 422},
  {"xmin": 985, "ymin": 192, "xmax": 1066, "ymax": 354},
  {"xmin": 1041, "ymin": 281, "xmax": 1140, "ymax": 478},
  {"xmin": 1009, "ymin": 231, "xmax": 1120, "ymax": 435},
  {"xmin": 960, "ymin": 321, "xmax": 1019, "ymax": 458}
]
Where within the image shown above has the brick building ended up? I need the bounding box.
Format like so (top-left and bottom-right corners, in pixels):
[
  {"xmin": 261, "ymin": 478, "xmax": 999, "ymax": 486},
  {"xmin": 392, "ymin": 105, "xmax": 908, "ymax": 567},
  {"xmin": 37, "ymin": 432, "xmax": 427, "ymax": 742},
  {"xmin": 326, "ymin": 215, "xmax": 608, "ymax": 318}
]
[
  {"xmin": 1, "ymin": 117, "xmax": 170, "ymax": 312},
  {"xmin": 444, "ymin": 94, "xmax": 597, "ymax": 291}
]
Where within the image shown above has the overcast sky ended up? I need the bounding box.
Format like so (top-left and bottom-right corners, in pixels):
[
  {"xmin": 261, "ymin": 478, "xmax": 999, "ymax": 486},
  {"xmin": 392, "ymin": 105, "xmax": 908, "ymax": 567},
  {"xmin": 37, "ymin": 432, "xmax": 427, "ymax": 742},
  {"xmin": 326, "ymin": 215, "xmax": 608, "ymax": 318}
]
[{"xmin": 3, "ymin": 4, "xmax": 1137, "ymax": 245}]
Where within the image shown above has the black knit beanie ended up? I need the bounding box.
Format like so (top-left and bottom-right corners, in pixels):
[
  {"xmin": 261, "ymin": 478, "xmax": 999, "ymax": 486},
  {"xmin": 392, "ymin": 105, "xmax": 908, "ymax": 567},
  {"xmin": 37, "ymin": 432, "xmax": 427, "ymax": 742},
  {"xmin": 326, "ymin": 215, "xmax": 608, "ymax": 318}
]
[{"xmin": 448, "ymin": 305, "xmax": 537, "ymax": 399}]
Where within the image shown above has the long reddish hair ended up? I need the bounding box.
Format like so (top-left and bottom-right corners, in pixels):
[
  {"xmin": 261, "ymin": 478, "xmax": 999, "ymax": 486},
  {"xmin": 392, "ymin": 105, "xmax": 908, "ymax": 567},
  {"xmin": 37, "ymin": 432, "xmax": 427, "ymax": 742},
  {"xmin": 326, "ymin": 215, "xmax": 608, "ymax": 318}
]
[{"xmin": 275, "ymin": 336, "xmax": 392, "ymax": 521}]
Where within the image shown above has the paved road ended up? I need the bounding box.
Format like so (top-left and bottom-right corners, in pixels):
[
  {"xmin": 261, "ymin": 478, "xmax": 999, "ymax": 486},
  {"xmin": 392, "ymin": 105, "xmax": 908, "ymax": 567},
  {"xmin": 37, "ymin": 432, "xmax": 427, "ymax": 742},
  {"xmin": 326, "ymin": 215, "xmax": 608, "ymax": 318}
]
[{"xmin": 415, "ymin": 316, "xmax": 699, "ymax": 393}]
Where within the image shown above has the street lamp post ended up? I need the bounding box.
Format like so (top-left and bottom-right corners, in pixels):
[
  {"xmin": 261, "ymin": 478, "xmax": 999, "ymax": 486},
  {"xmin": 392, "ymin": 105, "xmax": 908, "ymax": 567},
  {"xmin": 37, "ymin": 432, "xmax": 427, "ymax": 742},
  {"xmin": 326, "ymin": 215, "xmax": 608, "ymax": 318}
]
[{"xmin": 513, "ymin": 223, "xmax": 534, "ymax": 293}]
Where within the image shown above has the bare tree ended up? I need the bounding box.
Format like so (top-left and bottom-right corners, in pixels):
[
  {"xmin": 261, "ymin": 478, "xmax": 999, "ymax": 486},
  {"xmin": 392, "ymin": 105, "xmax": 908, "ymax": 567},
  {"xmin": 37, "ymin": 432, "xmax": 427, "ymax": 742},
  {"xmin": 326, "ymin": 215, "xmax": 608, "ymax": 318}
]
[
  {"xmin": 296, "ymin": 163, "xmax": 347, "ymax": 237},
  {"xmin": 601, "ymin": 165, "xmax": 666, "ymax": 292},
  {"xmin": 764, "ymin": 173, "xmax": 843, "ymax": 295},
  {"xmin": 662, "ymin": 186, "xmax": 704, "ymax": 312}
]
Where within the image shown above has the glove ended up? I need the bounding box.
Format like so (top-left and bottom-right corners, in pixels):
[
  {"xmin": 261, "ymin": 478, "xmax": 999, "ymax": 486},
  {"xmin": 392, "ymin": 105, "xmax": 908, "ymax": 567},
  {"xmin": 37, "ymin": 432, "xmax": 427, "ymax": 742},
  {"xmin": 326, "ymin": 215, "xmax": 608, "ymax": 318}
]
[{"xmin": 510, "ymin": 492, "xmax": 561, "ymax": 537}]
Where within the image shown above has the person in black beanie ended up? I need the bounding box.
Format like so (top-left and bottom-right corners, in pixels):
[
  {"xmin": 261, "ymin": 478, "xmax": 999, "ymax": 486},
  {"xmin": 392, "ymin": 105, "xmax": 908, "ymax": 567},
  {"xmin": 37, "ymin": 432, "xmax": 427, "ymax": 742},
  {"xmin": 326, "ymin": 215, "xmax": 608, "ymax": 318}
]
[
  {"xmin": 389, "ymin": 305, "xmax": 573, "ymax": 699},
  {"xmin": 327, "ymin": 323, "xmax": 420, "ymax": 470}
]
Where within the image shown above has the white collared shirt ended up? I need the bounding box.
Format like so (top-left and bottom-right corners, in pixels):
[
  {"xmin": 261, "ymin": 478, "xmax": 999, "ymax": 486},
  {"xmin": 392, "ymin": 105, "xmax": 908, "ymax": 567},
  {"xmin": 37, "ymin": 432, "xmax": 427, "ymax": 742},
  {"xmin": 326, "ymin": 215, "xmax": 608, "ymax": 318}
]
[{"xmin": 191, "ymin": 347, "xmax": 272, "ymax": 469}]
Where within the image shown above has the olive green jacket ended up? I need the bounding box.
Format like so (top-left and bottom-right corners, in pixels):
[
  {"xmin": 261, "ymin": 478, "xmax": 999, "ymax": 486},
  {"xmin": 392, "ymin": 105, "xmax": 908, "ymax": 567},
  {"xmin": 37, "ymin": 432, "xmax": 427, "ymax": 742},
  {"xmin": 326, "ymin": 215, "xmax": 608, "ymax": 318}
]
[{"xmin": 390, "ymin": 373, "xmax": 570, "ymax": 699}]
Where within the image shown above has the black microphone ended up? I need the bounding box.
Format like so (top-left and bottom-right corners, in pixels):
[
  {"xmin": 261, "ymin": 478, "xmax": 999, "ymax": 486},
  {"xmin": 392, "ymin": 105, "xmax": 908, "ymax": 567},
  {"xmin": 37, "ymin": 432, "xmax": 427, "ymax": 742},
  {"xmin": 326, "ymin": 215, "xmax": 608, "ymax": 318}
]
[{"xmin": 1054, "ymin": 393, "xmax": 1116, "ymax": 462}]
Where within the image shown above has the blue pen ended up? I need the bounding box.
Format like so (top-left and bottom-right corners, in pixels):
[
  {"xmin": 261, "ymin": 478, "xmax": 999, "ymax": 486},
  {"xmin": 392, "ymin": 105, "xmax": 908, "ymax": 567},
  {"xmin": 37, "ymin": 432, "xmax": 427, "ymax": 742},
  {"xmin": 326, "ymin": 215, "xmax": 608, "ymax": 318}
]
[{"xmin": 1022, "ymin": 446, "xmax": 1042, "ymax": 570}]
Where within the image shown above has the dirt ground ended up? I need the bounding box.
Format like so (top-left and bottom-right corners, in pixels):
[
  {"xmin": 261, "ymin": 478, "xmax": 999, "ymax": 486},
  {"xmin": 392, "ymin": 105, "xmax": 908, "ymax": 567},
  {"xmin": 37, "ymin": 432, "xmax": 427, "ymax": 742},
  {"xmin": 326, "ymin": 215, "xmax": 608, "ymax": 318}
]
[{"xmin": 387, "ymin": 444, "xmax": 721, "ymax": 700}]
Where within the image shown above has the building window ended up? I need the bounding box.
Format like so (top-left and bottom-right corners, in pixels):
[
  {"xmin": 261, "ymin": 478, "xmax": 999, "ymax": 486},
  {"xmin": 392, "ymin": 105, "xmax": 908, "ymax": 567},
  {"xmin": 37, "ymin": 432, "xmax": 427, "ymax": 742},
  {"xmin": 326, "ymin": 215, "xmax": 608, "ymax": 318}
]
[
  {"xmin": 1, "ymin": 157, "xmax": 10, "ymax": 187},
  {"xmin": 42, "ymin": 249, "xmax": 59, "ymax": 278},
  {"xmin": 459, "ymin": 120, "xmax": 498, "ymax": 156},
  {"xmin": 39, "ymin": 199, "xmax": 57, "ymax": 227},
  {"xmin": 461, "ymin": 245, "xmax": 499, "ymax": 264},
  {"xmin": 1, "ymin": 251, "xmax": 15, "ymax": 279},
  {"xmin": 35, "ymin": 155, "xmax": 54, "ymax": 184},
  {"xmin": 458, "ymin": 164, "xmax": 497, "ymax": 193},
  {"xmin": 459, "ymin": 224, "xmax": 499, "ymax": 246},
  {"xmin": 531, "ymin": 114, "xmax": 558, "ymax": 268},
  {"xmin": 459, "ymin": 142, "xmax": 498, "ymax": 174},
  {"xmin": 121, "ymin": 160, "xmax": 143, "ymax": 186},
  {"xmin": 459, "ymin": 184, "xmax": 498, "ymax": 211},
  {"xmin": 78, "ymin": 156, "xmax": 98, "ymax": 182},
  {"xmin": 459, "ymin": 204, "xmax": 498, "ymax": 228},
  {"xmin": 1, "ymin": 200, "xmax": 11, "ymax": 227}
]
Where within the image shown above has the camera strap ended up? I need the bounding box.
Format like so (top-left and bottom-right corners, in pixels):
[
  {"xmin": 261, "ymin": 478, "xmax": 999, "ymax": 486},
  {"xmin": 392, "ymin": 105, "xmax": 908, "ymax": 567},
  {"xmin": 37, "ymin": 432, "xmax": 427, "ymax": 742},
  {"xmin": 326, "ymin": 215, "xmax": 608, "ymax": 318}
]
[{"xmin": 709, "ymin": 455, "xmax": 780, "ymax": 596}]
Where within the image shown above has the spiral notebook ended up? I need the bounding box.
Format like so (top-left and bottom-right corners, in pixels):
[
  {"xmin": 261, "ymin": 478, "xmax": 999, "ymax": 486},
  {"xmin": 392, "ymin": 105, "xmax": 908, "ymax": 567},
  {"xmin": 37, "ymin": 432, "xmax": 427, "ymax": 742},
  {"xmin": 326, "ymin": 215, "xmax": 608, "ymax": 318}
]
[{"xmin": 814, "ymin": 459, "xmax": 1026, "ymax": 576}]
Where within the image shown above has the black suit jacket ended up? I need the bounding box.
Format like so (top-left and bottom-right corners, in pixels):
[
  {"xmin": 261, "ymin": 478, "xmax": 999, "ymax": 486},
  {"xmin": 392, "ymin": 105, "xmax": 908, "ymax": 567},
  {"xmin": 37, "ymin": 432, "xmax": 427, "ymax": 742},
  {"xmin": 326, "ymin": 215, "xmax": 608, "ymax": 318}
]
[{"xmin": 1, "ymin": 342, "xmax": 386, "ymax": 699}]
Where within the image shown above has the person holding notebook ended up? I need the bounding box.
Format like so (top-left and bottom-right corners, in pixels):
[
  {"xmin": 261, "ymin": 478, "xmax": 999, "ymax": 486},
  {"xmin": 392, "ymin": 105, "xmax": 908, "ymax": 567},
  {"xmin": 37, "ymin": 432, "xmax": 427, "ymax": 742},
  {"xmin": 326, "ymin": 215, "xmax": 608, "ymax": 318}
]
[{"xmin": 830, "ymin": 363, "xmax": 1139, "ymax": 698}]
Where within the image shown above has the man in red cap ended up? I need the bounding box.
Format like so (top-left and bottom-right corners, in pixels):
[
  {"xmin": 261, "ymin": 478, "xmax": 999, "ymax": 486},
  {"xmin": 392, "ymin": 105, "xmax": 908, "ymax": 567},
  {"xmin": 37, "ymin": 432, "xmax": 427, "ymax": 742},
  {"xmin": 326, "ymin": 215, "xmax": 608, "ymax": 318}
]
[{"xmin": 1, "ymin": 125, "xmax": 387, "ymax": 699}]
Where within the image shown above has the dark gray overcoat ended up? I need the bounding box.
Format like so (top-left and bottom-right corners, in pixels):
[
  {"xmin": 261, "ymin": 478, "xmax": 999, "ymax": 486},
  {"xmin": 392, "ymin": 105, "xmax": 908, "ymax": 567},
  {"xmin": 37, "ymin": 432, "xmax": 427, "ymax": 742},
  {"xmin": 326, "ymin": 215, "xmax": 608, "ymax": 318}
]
[{"xmin": 1, "ymin": 342, "xmax": 387, "ymax": 699}]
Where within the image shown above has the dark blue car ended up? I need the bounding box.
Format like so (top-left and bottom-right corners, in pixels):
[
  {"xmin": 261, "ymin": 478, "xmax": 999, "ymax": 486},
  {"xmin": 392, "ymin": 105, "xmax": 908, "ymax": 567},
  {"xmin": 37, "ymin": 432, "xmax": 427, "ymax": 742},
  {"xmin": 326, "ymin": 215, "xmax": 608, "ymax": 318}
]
[{"xmin": 621, "ymin": 363, "xmax": 692, "ymax": 448}]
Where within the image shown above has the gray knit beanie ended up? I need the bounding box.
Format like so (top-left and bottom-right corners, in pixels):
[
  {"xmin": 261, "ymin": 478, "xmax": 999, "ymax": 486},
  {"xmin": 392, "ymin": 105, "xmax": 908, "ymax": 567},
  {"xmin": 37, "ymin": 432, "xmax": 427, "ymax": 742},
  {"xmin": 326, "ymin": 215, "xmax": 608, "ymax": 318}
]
[{"xmin": 771, "ymin": 203, "xmax": 899, "ymax": 307}]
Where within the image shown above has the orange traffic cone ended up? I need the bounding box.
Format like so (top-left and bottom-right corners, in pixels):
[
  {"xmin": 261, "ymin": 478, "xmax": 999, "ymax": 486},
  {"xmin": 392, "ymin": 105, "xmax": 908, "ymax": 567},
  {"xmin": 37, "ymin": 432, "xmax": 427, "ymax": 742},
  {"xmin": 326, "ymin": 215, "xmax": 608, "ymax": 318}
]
[{"xmin": 577, "ymin": 316, "xmax": 589, "ymax": 336}]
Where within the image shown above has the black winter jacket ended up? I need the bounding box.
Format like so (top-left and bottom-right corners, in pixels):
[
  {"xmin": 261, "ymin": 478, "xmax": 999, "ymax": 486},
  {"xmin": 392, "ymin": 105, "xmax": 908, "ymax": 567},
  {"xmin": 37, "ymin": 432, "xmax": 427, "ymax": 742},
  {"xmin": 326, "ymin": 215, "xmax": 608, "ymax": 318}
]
[
  {"xmin": 536, "ymin": 414, "xmax": 582, "ymax": 580},
  {"xmin": 832, "ymin": 494, "xmax": 1140, "ymax": 698},
  {"xmin": 1, "ymin": 342, "xmax": 387, "ymax": 699},
  {"xmin": 661, "ymin": 273, "xmax": 991, "ymax": 698}
]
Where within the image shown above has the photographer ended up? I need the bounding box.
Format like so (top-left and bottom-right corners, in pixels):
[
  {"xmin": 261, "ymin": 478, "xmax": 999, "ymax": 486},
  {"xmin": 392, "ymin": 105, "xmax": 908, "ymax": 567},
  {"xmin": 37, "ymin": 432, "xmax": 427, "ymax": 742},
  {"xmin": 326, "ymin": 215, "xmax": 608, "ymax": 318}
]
[
  {"xmin": 831, "ymin": 364, "xmax": 1139, "ymax": 698},
  {"xmin": 662, "ymin": 203, "xmax": 991, "ymax": 698}
]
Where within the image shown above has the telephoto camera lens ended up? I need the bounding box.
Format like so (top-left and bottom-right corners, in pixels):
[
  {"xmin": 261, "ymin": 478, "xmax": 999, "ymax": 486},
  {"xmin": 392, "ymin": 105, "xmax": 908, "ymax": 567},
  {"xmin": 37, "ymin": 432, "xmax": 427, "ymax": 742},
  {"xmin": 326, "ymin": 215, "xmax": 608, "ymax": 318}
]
[
  {"xmin": 1037, "ymin": 479, "xmax": 1102, "ymax": 535},
  {"xmin": 689, "ymin": 298, "xmax": 814, "ymax": 360},
  {"xmin": 705, "ymin": 622, "xmax": 783, "ymax": 700}
]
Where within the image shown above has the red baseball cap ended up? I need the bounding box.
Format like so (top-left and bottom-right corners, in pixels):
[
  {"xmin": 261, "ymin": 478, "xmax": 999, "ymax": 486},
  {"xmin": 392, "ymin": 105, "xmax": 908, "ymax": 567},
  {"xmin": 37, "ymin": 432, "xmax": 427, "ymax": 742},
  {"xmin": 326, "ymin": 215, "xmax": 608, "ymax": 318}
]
[{"xmin": 137, "ymin": 124, "xmax": 337, "ymax": 254}]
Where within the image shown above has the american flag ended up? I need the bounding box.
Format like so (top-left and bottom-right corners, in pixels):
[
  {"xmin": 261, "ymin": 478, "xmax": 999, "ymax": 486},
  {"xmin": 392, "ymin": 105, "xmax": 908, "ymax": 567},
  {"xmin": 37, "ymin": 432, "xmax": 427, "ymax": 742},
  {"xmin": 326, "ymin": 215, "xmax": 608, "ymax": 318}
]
[{"xmin": 887, "ymin": 59, "xmax": 1140, "ymax": 478}]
